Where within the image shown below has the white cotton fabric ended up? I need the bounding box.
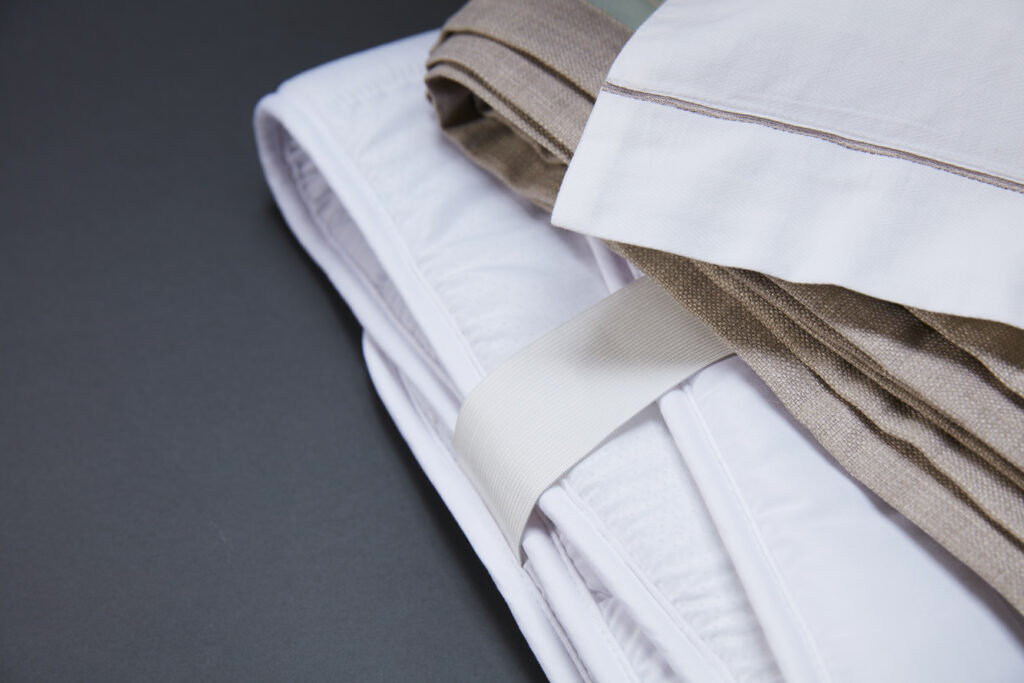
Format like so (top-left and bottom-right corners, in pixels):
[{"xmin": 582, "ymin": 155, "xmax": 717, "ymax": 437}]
[
  {"xmin": 254, "ymin": 31, "xmax": 1024, "ymax": 683},
  {"xmin": 551, "ymin": 0, "xmax": 1024, "ymax": 327}
]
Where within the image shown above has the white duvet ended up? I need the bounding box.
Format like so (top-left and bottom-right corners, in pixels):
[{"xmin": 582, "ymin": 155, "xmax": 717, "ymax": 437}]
[{"xmin": 254, "ymin": 32, "xmax": 1024, "ymax": 683}]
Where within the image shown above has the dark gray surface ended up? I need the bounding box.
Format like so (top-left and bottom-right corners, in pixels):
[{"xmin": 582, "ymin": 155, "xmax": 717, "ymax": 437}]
[{"xmin": 0, "ymin": 2, "xmax": 546, "ymax": 680}]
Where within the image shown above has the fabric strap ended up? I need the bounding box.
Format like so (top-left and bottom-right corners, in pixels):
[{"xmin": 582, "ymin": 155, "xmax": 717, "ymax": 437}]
[{"xmin": 454, "ymin": 277, "xmax": 731, "ymax": 557}]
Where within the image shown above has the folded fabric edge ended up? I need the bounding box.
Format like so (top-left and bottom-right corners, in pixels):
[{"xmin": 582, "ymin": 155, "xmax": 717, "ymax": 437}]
[
  {"xmin": 253, "ymin": 83, "xmax": 588, "ymax": 682},
  {"xmin": 552, "ymin": 86, "xmax": 1024, "ymax": 329}
]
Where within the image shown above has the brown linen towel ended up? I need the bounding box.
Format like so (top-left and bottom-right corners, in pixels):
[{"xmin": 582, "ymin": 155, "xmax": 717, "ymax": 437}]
[{"xmin": 425, "ymin": 0, "xmax": 1024, "ymax": 613}]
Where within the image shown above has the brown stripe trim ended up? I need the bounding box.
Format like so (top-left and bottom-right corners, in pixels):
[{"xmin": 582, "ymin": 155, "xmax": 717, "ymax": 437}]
[{"xmin": 603, "ymin": 82, "xmax": 1024, "ymax": 196}]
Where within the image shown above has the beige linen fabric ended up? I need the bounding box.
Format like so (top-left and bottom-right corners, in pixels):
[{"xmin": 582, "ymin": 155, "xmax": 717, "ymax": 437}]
[
  {"xmin": 426, "ymin": 0, "xmax": 631, "ymax": 209},
  {"xmin": 426, "ymin": 0, "xmax": 1024, "ymax": 613}
]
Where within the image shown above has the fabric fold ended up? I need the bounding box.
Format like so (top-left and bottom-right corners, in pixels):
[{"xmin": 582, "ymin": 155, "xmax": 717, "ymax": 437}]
[{"xmin": 425, "ymin": 0, "xmax": 633, "ymax": 209}]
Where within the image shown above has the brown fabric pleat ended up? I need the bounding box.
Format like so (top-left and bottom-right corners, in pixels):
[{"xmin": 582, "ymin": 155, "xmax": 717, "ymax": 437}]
[
  {"xmin": 426, "ymin": 0, "xmax": 631, "ymax": 210},
  {"xmin": 911, "ymin": 308, "xmax": 1024, "ymax": 400},
  {"xmin": 618, "ymin": 243, "xmax": 1024, "ymax": 612},
  {"xmin": 426, "ymin": 0, "xmax": 1024, "ymax": 614}
]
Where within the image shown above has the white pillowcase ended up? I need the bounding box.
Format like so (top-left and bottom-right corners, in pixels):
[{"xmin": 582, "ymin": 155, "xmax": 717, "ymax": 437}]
[{"xmin": 552, "ymin": 0, "xmax": 1024, "ymax": 327}]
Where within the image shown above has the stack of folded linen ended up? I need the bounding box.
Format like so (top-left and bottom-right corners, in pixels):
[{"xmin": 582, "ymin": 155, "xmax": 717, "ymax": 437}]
[
  {"xmin": 426, "ymin": 0, "xmax": 1024, "ymax": 614},
  {"xmin": 254, "ymin": 3, "xmax": 1024, "ymax": 680}
]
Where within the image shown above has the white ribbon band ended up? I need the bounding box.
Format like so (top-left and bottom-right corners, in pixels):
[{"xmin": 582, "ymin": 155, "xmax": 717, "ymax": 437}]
[{"xmin": 454, "ymin": 277, "xmax": 733, "ymax": 559}]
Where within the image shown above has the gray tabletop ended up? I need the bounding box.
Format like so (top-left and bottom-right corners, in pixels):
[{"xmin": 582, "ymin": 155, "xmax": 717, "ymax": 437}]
[{"xmin": 0, "ymin": 1, "xmax": 546, "ymax": 680}]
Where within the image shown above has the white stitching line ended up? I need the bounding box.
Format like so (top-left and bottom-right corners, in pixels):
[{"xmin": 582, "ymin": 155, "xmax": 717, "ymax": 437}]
[
  {"xmin": 558, "ymin": 481, "xmax": 739, "ymax": 683},
  {"xmin": 278, "ymin": 82, "xmax": 491, "ymax": 393},
  {"xmin": 282, "ymin": 137, "xmax": 457, "ymax": 399},
  {"xmin": 679, "ymin": 383, "xmax": 833, "ymax": 683},
  {"xmin": 396, "ymin": 364, "xmax": 593, "ymax": 683},
  {"xmin": 521, "ymin": 560, "xmax": 597, "ymax": 683},
  {"xmin": 544, "ymin": 518, "xmax": 643, "ymax": 683},
  {"xmin": 335, "ymin": 138, "xmax": 490, "ymax": 388},
  {"xmin": 603, "ymin": 82, "xmax": 1024, "ymax": 196}
]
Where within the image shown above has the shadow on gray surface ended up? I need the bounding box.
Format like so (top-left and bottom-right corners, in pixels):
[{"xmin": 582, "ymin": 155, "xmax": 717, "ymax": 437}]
[{"xmin": 0, "ymin": 1, "xmax": 547, "ymax": 680}]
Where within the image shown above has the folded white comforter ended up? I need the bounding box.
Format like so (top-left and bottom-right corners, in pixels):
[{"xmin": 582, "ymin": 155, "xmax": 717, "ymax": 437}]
[{"xmin": 254, "ymin": 31, "xmax": 1024, "ymax": 683}]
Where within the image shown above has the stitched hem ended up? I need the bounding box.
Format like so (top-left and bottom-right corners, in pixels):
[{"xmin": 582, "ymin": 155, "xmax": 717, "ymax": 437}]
[
  {"xmin": 544, "ymin": 518, "xmax": 643, "ymax": 683},
  {"xmin": 678, "ymin": 384, "xmax": 832, "ymax": 683},
  {"xmin": 603, "ymin": 82, "xmax": 1024, "ymax": 196},
  {"xmin": 557, "ymin": 482, "xmax": 740, "ymax": 683}
]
